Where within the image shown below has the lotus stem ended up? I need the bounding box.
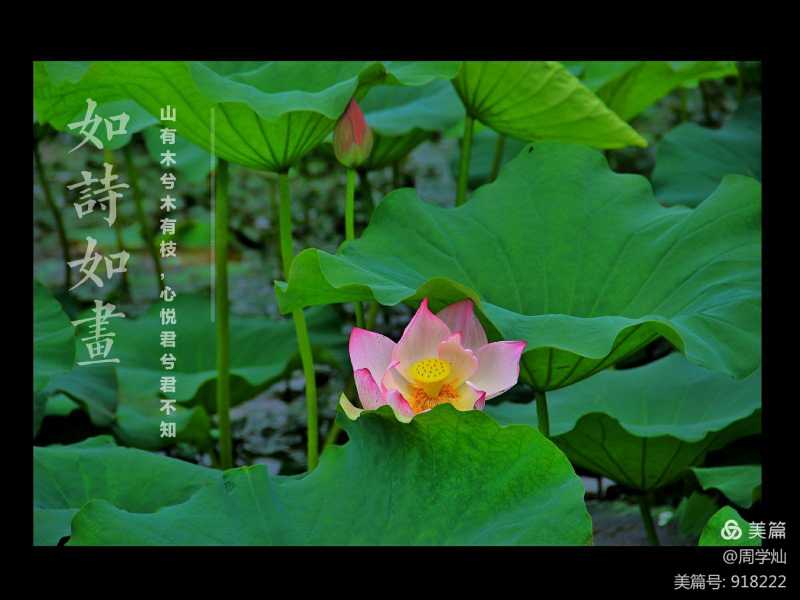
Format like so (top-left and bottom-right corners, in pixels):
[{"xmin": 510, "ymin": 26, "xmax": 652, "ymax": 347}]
[
  {"xmin": 358, "ymin": 168, "xmax": 375, "ymax": 219},
  {"xmin": 123, "ymin": 143, "xmax": 164, "ymax": 295},
  {"xmin": 699, "ymin": 81, "xmax": 713, "ymax": 126},
  {"xmin": 534, "ymin": 389, "xmax": 550, "ymax": 438},
  {"xmin": 323, "ymin": 375, "xmax": 356, "ymax": 451},
  {"xmin": 489, "ymin": 134, "xmax": 506, "ymax": 182},
  {"xmin": 365, "ymin": 299, "xmax": 380, "ymax": 331},
  {"xmin": 34, "ymin": 141, "xmax": 72, "ymax": 290},
  {"xmin": 345, "ymin": 168, "xmax": 357, "ymax": 241},
  {"xmin": 214, "ymin": 159, "xmax": 233, "ymax": 470},
  {"xmin": 356, "ymin": 170, "xmax": 381, "ymax": 327},
  {"xmin": 323, "ymin": 421, "xmax": 342, "ymax": 450},
  {"xmin": 278, "ymin": 172, "xmax": 294, "ymax": 277},
  {"xmin": 345, "ymin": 168, "xmax": 365, "ymax": 329},
  {"xmin": 638, "ymin": 493, "xmax": 661, "ymax": 546},
  {"xmin": 278, "ymin": 171, "xmax": 319, "ymax": 471},
  {"xmin": 678, "ymin": 87, "xmax": 689, "ymax": 123},
  {"xmin": 455, "ymin": 114, "xmax": 475, "ymax": 206}
]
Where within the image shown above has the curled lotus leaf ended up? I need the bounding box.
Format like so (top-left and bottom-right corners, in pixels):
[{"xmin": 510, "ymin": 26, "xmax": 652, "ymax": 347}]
[
  {"xmin": 452, "ymin": 61, "xmax": 646, "ymax": 148},
  {"xmin": 40, "ymin": 405, "xmax": 592, "ymax": 546},
  {"xmin": 487, "ymin": 354, "xmax": 761, "ymax": 490},
  {"xmin": 277, "ymin": 142, "xmax": 761, "ymax": 390}
]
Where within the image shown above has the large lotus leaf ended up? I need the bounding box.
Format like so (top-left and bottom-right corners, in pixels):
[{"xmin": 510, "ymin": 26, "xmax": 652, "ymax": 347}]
[
  {"xmin": 486, "ymin": 354, "xmax": 760, "ymax": 490},
  {"xmin": 66, "ymin": 404, "xmax": 591, "ymax": 545},
  {"xmin": 33, "ymin": 435, "xmax": 219, "ymax": 545},
  {"xmin": 692, "ymin": 465, "xmax": 762, "ymax": 509},
  {"xmin": 105, "ymin": 294, "xmax": 346, "ymax": 409},
  {"xmin": 34, "ymin": 281, "xmax": 75, "ymax": 394},
  {"xmin": 34, "ymin": 61, "xmax": 460, "ymax": 172},
  {"xmin": 451, "ymin": 61, "xmax": 646, "ymax": 149},
  {"xmin": 276, "ymin": 143, "xmax": 761, "ymax": 390},
  {"xmin": 652, "ymin": 97, "xmax": 761, "ymax": 207},
  {"xmin": 699, "ymin": 506, "xmax": 760, "ymax": 547},
  {"xmin": 564, "ymin": 61, "xmax": 738, "ymax": 120}
]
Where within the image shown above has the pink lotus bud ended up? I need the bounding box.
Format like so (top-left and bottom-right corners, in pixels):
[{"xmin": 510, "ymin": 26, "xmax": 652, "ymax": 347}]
[{"xmin": 333, "ymin": 99, "xmax": 374, "ymax": 168}]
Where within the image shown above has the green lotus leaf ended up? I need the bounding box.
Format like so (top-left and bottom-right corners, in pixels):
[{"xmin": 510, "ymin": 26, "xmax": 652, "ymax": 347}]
[
  {"xmin": 363, "ymin": 80, "xmax": 464, "ymax": 137},
  {"xmin": 565, "ymin": 61, "xmax": 738, "ymax": 120},
  {"xmin": 44, "ymin": 393, "xmax": 81, "ymax": 418},
  {"xmin": 34, "ymin": 435, "xmax": 219, "ymax": 545},
  {"xmin": 381, "ymin": 61, "xmax": 463, "ymax": 86},
  {"xmin": 676, "ymin": 491, "xmax": 720, "ymax": 537},
  {"xmin": 486, "ymin": 354, "xmax": 760, "ymax": 490},
  {"xmin": 143, "ymin": 125, "xmax": 215, "ymax": 183},
  {"xmin": 699, "ymin": 506, "xmax": 760, "ymax": 547},
  {"xmin": 451, "ymin": 61, "xmax": 646, "ymax": 149},
  {"xmin": 691, "ymin": 465, "xmax": 762, "ymax": 509},
  {"xmin": 34, "ymin": 61, "xmax": 460, "ymax": 172},
  {"xmin": 112, "ymin": 402, "xmax": 212, "ymax": 451},
  {"xmin": 104, "ymin": 294, "xmax": 346, "ymax": 410},
  {"xmin": 277, "ymin": 143, "xmax": 761, "ymax": 390},
  {"xmin": 39, "ymin": 328, "xmax": 212, "ymax": 450},
  {"xmin": 43, "ymin": 363, "xmax": 117, "ymax": 427},
  {"xmin": 34, "ymin": 281, "xmax": 75, "ymax": 434},
  {"xmin": 64, "ymin": 404, "xmax": 590, "ymax": 545},
  {"xmin": 653, "ymin": 97, "xmax": 761, "ymax": 207}
]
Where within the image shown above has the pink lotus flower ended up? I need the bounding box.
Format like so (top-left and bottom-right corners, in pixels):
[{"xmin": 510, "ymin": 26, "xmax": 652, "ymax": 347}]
[
  {"xmin": 333, "ymin": 98, "xmax": 374, "ymax": 168},
  {"xmin": 341, "ymin": 298, "xmax": 527, "ymax": 422}
]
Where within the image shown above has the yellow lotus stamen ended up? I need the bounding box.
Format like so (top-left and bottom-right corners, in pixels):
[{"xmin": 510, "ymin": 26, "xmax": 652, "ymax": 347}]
[
  {"xmin": 410, "ymin": 383, "xmax": 458, "ymax": 414},
  {"xmin": 410, "ymin": 357, "xmax": 451, "ymax": 399}
]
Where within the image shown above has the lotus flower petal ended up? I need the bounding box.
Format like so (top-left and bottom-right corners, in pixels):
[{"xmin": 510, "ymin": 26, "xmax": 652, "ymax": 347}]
[
  {"xmin": 349, "ymin": 327, "xmax": 395, "ymax": 383},
  {"xmin": 339, "ymin": 393, "xmax": 364, "ymax": 420},
  {"xmin": 386, "ymin": 389, "xmax": 415, "ymax": 423},
  {"xmin": 384, "ymin": 361, "xmax": 414, "ymax": 398},
  {"xmin": 392, "ymin": 298, "xmax": 451, "ymax": 378},
  {"xmin": 471, "ymin": 341, "xmax": 527, "ymax": 400},
  {"xmin": 437, "ymin": 334, "xmax": 478, "ymax": 387},
  {"xmin": 436, "ymin": 299, "xmax": 488, "ymax": 351},
  {"xmin": 354, "ymin": 368, "xmax": 385, "ymax": 410},
  {"xmin": 451, "ymin": 383, "xmax": 486, "ymax": 411}
]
